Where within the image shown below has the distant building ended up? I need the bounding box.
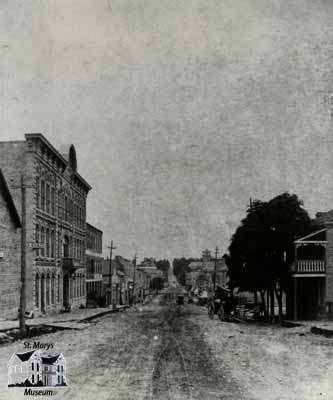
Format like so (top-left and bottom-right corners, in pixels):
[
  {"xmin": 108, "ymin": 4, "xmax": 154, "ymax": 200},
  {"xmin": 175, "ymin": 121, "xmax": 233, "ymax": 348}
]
[
  {"xmin": 0, "ymin": 134, "xmax": 91, "ymax": 316},
  {"xmin": 86, "ymin": 223, "xmax": 103, "ymax": 300},
  {"xmin": 137, "ymin": 258, "xmax": 163, "ymax": 279},
  {"xmin": 185, "ymin": 250, "xmax": 229, "ymax": 291},
  {"xmin": 0, "ymin": 169, "xmax": 22, "ymax": 318},
  {"xmin": 8, "ymin": 350, "xmax": 66, "ymax": 387},
  {"xmin": 101, "ymin": 256, "xmax": 151, "ymax": 305}
]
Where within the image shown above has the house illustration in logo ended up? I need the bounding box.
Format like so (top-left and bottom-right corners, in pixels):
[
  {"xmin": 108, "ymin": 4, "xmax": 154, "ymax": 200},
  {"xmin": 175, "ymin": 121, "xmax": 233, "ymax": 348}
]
[{"xmin": 8, "ymin": 350, "xmax": 67, "ymax": 387}]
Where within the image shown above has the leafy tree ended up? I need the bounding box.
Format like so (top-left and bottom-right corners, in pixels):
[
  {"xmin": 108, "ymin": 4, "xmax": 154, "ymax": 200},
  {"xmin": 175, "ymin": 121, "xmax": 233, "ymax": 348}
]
[
  {"xmin": 172, "ymin": 258, "xmax": 194, "ymax": 286},
  {"xmin": 227, "ymin": 193, "xmax": 313, "ymax": 322},
  {"xmin": 156, "ymin": 259, "xmax": 170, "ymax": 274}
]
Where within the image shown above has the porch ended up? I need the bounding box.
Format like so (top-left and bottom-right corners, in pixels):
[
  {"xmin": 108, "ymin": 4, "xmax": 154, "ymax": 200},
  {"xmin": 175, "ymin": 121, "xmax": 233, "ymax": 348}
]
[{"xmin": 290, "ymin": 229, "xmax": 327, "ymax": 320}]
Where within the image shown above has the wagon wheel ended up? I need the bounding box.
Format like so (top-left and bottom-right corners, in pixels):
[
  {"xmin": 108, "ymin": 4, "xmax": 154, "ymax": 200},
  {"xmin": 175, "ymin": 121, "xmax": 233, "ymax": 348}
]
[
  {"xmin": 208, "ymin": 302, "xmax": 215, "ymax": 319},
  {"xmin": 217, "ymin": 304, "xmax": 225, "ymax": 321}
]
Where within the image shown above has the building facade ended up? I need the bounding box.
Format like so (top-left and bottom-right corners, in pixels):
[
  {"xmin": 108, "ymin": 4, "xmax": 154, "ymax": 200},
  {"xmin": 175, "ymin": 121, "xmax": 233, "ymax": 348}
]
[
  {"xmin": 0, "ymin": 170, "xmax": 22, "ymax": 318},
  {"xmin": 0, "ymin": 134, "xmax": 91, "ymax": 316},
  {"xmin": 101, "ymin": 256, "xmax": 151, "ymax": 305},
  {"xmin": 288, "ymin": 210, "xmax": 333, "ymax": 320},
  {"xmin": 86, "ymin": 223, "xmax": 103, "ymax": 301}
]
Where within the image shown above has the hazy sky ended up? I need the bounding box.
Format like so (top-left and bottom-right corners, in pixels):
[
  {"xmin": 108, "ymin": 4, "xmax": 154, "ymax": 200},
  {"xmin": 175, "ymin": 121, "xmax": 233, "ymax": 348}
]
[{"xmin": 1, "ymin": 0, "xmax": 333, "ymax": 260}]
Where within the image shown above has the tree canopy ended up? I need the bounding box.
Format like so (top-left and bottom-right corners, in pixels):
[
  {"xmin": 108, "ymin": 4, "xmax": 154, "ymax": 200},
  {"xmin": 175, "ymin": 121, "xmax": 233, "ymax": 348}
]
[{"xmin": 227, "ymin": 192, "xmax": 315, "ymax": 321}]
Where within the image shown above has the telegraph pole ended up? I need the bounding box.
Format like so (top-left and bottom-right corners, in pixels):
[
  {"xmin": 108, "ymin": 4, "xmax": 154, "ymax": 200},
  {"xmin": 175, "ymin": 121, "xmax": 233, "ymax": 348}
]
[
  {"xmin": 132, "ymin": 254, "xmax": 137, "ymax": 305},
  {"xmin": 19, "ymin": 175, "xmax": 26, "ymax": 335},
  {"xmin": 213, "ymin": 246, "xmax": 219, "ymax": 291},
  {"xmin": 107, "ymin": 240, "xmax": 116, "ymax": 307}
]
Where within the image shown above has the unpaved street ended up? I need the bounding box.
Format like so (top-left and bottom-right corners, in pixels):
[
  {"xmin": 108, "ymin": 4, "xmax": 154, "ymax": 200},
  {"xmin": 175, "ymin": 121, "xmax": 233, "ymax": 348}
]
[{"xmin": 0, "ymin": 297, "xmax": 332, "ymax": 399}]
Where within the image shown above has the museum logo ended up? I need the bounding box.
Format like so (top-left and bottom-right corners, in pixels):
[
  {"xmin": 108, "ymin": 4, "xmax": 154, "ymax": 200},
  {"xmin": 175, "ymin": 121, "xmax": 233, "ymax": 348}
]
[{"xmin": 8, "ymin": 349, "xmax": 67, "ymax": 395}]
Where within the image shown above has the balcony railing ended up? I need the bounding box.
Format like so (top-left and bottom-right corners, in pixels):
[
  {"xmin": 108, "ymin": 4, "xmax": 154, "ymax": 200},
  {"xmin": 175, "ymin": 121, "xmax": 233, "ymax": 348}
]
[
  {"xmin": 291, "ymin": 260, "xmax": 326, "ymax": 274},
  {"xmin": 86, "ymin": 273, "xmax": 103, "ymax": 281}
]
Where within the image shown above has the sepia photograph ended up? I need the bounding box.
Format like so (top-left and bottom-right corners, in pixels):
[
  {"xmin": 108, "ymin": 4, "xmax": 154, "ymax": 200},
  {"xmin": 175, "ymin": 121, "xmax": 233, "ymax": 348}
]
[{"xmin": 0, "ymin": 1, "xmax": 332, "ymax": 399}]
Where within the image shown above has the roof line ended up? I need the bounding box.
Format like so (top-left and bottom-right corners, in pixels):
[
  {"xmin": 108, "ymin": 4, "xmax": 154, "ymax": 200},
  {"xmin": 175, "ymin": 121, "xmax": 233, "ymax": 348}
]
[
  {"xmin": 25, "ymin": 133, "xmax": 68, "ymax": 166},
  {"xmin": 25, "ymin": 133, "xmax": 91, "ymax": 191},
  {"xmin": 0, "ymin": 169, "xmax": 21, "ymax": 227},
  {"xmin": 295, "ymin": 228, "xmax": 326, "ymax": 242}
]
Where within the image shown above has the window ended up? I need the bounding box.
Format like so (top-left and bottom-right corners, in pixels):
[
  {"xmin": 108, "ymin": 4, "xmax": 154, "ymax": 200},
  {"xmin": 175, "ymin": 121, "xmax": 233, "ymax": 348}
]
[
  {"xmin": 37, "ymin": 364, "xmax": 39, "ymax": 372},
  {"xmin": 46, "ymin": 184, "xmax": 50, "ymax": 213},
  {"xmin": 31, "ymin": 363, "xmax": 34, "ymax": 371},
  {"xmin": 58, "ymin": 191, "xmax": 62, "ymax": 219},
  {"xmin": 64, "ymin": 196, "xmax": 68, "ymax": 221},
  {"xmin": 51, "ymin": 230, "xmax": 55, "ymax": 258},
  {"xmin": 37, "ymin": 374, "xmax": 39, "ymax": 382},
  {"xmin": 35, "ymin": 225, "xmax": 40, "ymax": 257},
  {"xmin": 57, "ymin": 365, "xmax": 60, "ymax": 372},
  {"xmin": 35, "ymin": 275, "xmax": 39, "ymax": 307},
  {"xmin": 51, "ymin": 187, "xmax": 55, "ymax": 215},
  {"xmin": 36, "ymin": 177, "xmax": 40, "ymax": 208},
  {"xmin": 58, "ymin": 375, "xmax": 60, "ymax": 384},
  {"xmin": 46, "ymin": 275, "xmax": 50, "ymax": 306},
  {"xmin": 46, "ymin": 229, "xmax": 50, "ymax": 257},
  {"xmin": 40, "ymin": 228, "xmax": 45, "ymax": 257},
  {"xmin": 41, "ymin": 180, "xmax": 45, "ymax": 210},
  {"xmin": 57, "ymin": 275, "xmax": 60, "ymax": 302},
  {"xmin": 32, "ymin": 375, "xmax": 34, "ymax": 383},
  {"xmin": 51, "ymin": 275, "xmax": 55, "ymax": 304}
]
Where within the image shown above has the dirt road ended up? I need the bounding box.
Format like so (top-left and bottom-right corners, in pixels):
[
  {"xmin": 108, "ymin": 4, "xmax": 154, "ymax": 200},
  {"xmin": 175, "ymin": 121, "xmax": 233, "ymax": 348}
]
[{"xmin": 0, "ymin": 297, "xmax": 332, "ymax": 399}]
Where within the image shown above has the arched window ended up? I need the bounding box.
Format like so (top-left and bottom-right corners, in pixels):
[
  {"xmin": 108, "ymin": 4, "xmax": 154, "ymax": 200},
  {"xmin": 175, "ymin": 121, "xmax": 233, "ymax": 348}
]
[
  {"xmin": 35, "ymin": 275, "xmax": 40, "ymax": 307},
  {"xmin": 46, "ymin": 184, "xmax": 50, "ymax": 214},
  {"xmin": 64, "ymin": 196, "xmax": 67, "ymax": 221},
  {"xmin": 50, "ymin": 230, "xmax": 55, "ymax": 258},
  {"xmin": 46, "ymin": 229, "xmax": 50, "ymax": 257},
  {"xmin": 41, "ymin": 228, "xmax": 45, "ymax": 257},
  {"xmin": 36, "ymin": 177, "xmax": 40, "ymax": 209},
  {"xmin": 57, "ymin": 275, "xmax": 61, "ymax": 302},
  {"xmin": 46, "ymin": 274, "xmax": 50, "ymax": 306},
  {"xmin": 51, "ymin": 275, "xmax": 55, "ymax": 304},
  {"xmin": 51, "ymin": 187, "xmax": 55, "ymax": 215},
  {"xmin": 41, "ymin": 180, "xmax": 45, "ymax": 210},
  {"xmin": 35, "ymin": 225, "xmax": 40, "ymax": 257}
]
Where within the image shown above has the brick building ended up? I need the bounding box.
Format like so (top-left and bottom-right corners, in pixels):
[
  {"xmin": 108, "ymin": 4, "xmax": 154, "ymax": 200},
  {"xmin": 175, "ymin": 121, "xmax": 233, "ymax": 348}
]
[
  {"xmin": 0, "ymin": 134, "xmax": 91, "ymax": 316},
  {"xmin": 0, "ymin": 169, "xmax": 22, "ymax": 318},
  {"xmin": 86, "ymin": 223, "xmax": 103, "ymax": 300}
]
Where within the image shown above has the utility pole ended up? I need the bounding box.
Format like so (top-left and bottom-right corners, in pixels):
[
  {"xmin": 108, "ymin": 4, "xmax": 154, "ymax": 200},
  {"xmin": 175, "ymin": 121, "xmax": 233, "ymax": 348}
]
[
  {"xmin": 213, "ymin": 246, "xmax": 219, "ymax": 291},
  {"xmin": 107, "ymin": 240, "xmax": 116, "ymax": 308},
  {"xmin": 132, "ymin": 254, "xmax": 137, "ymax": 305},
  {"xmin": 19, "ymin": 175, "xmax": 26, "ymax": 335}
]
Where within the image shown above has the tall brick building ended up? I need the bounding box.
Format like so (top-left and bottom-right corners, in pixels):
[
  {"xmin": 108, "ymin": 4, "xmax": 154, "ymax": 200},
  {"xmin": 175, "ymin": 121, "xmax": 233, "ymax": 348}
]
[
  {"xmin": 0, "ymin": 169, "xmax": 22, "ymax": 318},
  {"xmin": 0, "ymin": 134, "xmax": 91, "ymax": 316}
]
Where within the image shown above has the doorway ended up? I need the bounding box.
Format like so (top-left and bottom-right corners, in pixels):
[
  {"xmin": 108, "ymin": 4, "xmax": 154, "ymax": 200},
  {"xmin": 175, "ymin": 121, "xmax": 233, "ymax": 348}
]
[
  {"xmin": 63, "ymin": 274, "xmax": 70, "ymax": 307},
  {"xmin": 40, "ymin": 275, "xmax": 45, "ymax": 313}
]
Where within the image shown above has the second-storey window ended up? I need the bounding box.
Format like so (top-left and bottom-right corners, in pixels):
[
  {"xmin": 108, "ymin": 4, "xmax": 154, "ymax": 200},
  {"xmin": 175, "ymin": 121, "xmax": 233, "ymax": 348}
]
[
  {"xmin": 40, "ymin": 228, "xmax": 45, "ymax": 257},
  {"xmin": 46, "ymin": 229, "xmax": 50, "ymax": 257},
  {"xmin": 36, "ymin": 177, "xmax": 40, "ymax": 209},
  {"xmin": 51, "ymin": 230, "xmax": 55, "ymax": 258},
  {"xmin": 51, "ymin": 187, "xmax": 55, "ymax": 215},
  {"xmin": 46, "ymin": 184, "xmax": 50, "ymax": 214},
  {"xmin": 41, "ymin": 181, "xmax": 45, "ymax": 211}
]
